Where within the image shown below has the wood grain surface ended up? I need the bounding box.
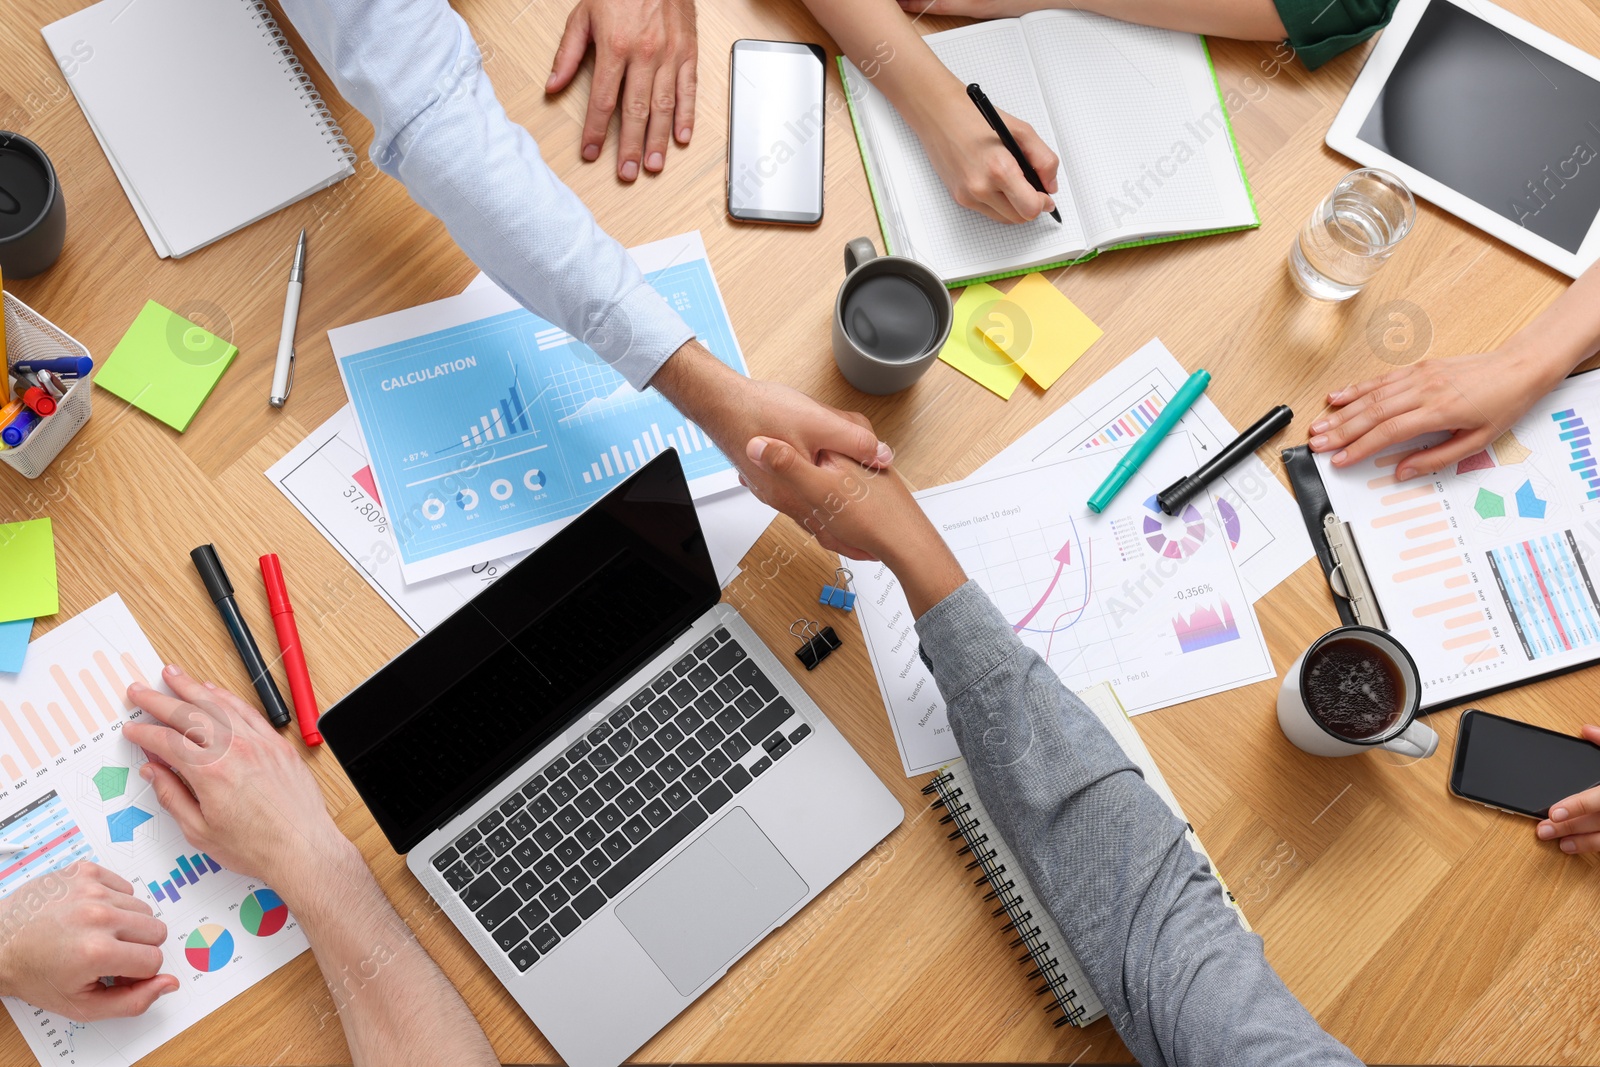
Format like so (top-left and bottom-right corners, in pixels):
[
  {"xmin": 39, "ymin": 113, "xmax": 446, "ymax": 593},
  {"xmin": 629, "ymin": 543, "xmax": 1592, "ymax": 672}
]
[{"xmin": 3, "ymin": 0, "xmax": 1599, "ymax": 1062}]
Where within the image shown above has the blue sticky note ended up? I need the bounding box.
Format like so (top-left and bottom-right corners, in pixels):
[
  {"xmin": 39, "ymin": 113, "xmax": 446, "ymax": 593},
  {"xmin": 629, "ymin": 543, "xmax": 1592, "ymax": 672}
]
[{"xmin": 0, "ymin": 618, "xmax": 30, "ymax": 673}]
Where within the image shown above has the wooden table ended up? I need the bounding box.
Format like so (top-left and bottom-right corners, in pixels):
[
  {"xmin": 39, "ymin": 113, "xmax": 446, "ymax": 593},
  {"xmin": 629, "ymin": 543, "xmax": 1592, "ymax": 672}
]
[{"xmin": 5, "ymin": 0, "xmax": 1600, "ymax": 1062}]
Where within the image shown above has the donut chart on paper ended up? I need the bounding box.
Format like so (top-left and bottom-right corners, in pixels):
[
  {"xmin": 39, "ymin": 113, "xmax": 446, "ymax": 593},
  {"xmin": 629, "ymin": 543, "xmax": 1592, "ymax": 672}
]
[{"xmin": 1142, "ymin": 495, "xmax": 1206, "ymax": 559}]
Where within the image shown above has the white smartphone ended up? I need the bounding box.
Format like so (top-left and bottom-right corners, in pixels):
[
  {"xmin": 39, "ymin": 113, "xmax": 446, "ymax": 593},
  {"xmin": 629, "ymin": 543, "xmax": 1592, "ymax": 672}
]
[{"xmin": 727, "ymin": 39, "xmax": 826, "ymax": 225}]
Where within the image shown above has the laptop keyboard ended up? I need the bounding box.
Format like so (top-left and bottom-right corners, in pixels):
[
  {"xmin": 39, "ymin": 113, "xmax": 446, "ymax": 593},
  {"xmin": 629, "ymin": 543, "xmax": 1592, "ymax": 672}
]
[{"xmin": 428, "ymin": 627, "xmax": 814, "ymax": 973}]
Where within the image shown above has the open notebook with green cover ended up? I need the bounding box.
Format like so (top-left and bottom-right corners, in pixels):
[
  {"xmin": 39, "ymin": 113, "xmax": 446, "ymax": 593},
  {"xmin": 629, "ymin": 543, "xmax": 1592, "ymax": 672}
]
[{"xmin": 840, "ymin": 12, "xmax": 1259, "ymax": 285}]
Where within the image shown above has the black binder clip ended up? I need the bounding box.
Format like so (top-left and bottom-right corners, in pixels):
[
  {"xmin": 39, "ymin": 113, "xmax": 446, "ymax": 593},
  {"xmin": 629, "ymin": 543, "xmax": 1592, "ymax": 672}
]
[
  {"xmin": 790, "ymin": 619, "xmax": 841, "ymax": 671},
  {"xmin": 818, "ymin": 567, "xmax": 857, "ymax": 612}
]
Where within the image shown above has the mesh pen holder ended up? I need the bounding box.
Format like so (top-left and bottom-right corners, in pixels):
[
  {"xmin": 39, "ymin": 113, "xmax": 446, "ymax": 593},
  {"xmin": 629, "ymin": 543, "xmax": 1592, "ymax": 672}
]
[{"xmin": 1, "ymin": 291, "xmax": 93, "ymax": 480}]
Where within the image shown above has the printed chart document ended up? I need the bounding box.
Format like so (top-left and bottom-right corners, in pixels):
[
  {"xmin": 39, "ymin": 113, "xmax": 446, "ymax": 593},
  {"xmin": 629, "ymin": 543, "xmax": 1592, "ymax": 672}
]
[
  {"xmin": 1317, "ymin": 371, "xmax": 1600, "ymax": 708},
  {"xmin": 980, "ymin": 339, "xmax": 1312, "ymax": 602},
  {"xmin": 266, "ymin": 406, "xmax": 775, "ymax": 634},
  {"xmin": 856, "ymin": 440, "xmax": 1274, "ymax": 775},
  {"xmin": 0, "ymin": 597, "xmax": 308, "ymax": 1066},
  {"xmin": 332, "ymin": 232, "xmax": 747, "ymax": 582}
]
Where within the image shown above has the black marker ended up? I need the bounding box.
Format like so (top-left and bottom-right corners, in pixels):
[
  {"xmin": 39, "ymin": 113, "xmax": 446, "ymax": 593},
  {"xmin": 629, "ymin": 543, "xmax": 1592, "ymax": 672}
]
[
  {"xmin": 966, "ymin": 83, "xmax": 1062, "ymax": 224},
  {"xmin": 1157, "ymin": 405, "xmax": 1293, "ymax": 515},
  {"xmin": 190, "ymin": 544, "xmax": 291, "ymax": 727}
]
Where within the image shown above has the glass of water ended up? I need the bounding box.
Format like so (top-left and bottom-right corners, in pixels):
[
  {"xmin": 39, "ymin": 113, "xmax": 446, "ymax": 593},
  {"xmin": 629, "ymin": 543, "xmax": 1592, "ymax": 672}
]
[{"xmin": 1289, "ymin": 169, "xmax": 1416, "ymax": 301}]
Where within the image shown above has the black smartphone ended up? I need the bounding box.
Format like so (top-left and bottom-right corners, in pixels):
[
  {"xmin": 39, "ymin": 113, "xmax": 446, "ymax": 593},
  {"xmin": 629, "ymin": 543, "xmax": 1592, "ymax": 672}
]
[
  {"xmin": 727, "ymin": 40, "xmax": 826, "ymax": 225},
  {"xmin": 1450, "ymin": 709, "xmax": 1600, "ymax": 818}
]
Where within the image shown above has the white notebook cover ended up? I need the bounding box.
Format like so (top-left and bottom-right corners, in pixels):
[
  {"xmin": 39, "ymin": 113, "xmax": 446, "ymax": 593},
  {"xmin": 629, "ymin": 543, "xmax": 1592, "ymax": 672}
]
[{"xmin": 42, "ymin": 0, "xmax": 355, "ymax": 258}]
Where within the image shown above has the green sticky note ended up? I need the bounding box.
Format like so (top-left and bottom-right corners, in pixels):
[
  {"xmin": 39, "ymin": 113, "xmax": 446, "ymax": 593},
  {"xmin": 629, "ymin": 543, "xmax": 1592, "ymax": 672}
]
[
  {"xmin": 0, "ymin": 519, "xmax": 57, "ymax": 624},
  {"xmin": 938, "ymin": 283, "xmax": 1026, "ymax": 400},
  {"xmin": 96, "ymin": 300, "xmax": 237, "ymax": 432}
]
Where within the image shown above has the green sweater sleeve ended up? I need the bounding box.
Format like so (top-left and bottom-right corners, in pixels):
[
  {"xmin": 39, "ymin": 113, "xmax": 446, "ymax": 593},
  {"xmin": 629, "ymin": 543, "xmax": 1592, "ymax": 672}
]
[{"xmin": 1274, "ymin": 0, "xmax": 1400, "ymax": 68}]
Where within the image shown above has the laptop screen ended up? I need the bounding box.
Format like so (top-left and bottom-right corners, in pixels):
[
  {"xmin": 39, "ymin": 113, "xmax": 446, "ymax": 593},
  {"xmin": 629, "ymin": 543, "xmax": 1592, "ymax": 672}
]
[{"xmin": 320, "ymin": 450, "xmax": 722, "ymax": 854}]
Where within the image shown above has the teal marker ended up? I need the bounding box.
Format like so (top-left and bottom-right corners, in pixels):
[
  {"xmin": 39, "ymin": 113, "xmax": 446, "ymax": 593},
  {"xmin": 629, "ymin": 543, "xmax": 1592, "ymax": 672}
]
[{"xmin": 1087, "ymin": 368, "xmax": 1211, "ymax": 514}]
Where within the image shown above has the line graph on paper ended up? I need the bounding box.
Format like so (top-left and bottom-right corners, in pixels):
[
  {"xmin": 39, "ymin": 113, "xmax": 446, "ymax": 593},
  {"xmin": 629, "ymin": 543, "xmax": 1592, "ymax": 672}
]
[
  {"xmin": 907, "ymin": 440, "xmax": 1274, "ymax": 708},
  {"xmin": 854, "ymin": 441, "xmax": 1277, "ymax": 774}
]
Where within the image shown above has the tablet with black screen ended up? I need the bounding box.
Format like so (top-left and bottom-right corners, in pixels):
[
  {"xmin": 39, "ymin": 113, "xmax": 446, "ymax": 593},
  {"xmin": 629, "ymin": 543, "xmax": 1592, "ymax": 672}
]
[{"xmin": 1327, "ymin": 0, "xmax": 1600, "ymax": 277}]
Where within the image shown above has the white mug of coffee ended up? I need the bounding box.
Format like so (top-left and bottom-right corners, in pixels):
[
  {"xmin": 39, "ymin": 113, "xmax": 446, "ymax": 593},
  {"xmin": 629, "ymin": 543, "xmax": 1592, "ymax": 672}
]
[{"xmin": 1277, "ymin": 626, "xmax": 1438, "ymax": 759}]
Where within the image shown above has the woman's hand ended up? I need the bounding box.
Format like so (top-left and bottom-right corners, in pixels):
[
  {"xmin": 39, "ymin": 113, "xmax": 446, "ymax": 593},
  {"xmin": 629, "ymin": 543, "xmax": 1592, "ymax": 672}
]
[
  {"xmin": 913, "ymin": 91, "xmax": 1059, "ymax": 225},
  {"xmin": 1537, "ymin": 726, "xmax": 1600, "ymax": 854},
  {"xmin": 896, "ymin": 0, "xmax": 1034, "ymax": 14},
  {"xmin": 1308, "ymin": 348, "xmax": 1565, "ymax": 480},
  {"xmin": 744, "ymin": 437, "xmax": 967, "ymax": 614}
]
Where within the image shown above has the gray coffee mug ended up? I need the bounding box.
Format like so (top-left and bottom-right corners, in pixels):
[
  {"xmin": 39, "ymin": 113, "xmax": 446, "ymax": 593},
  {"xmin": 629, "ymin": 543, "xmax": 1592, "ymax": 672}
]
[
  {"xmin": 832, "ymin": 237, "xmax": 952, "ymax": 395},
  {"xmin": 0, "ymin": 132, "xmax": 66, "ymax": 279}
]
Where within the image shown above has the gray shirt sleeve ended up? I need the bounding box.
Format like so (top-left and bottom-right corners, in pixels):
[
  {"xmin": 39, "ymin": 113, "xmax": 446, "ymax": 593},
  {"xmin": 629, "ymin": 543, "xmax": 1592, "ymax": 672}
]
[{"xmin": 915, "ymin": 581, "xmax": 1363, "ymax": 1067}]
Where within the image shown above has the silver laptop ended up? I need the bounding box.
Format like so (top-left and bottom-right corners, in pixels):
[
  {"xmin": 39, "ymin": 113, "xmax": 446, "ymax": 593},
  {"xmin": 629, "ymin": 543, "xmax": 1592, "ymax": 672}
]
[{"xmin": 320, "ymin": 450, "xmax": 903, "ymax": 1067}]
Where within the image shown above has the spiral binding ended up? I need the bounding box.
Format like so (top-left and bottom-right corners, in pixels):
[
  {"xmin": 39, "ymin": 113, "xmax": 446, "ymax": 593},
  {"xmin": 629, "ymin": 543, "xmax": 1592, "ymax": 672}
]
[
  {"xmin": 247, "ymin": 0, "xmax": 357, "ymax": 170},
  {"xmin": 923, "ymin": 772, "xmax": 1089, "ymax": 1027}
]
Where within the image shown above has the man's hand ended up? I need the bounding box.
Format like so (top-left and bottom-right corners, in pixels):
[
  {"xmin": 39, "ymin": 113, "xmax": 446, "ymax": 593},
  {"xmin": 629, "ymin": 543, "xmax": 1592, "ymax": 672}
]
[
  {"xmin": 1308, "ymin": 348, "xmax": 1566, "ymax": 480},
  {"xmin": 725, "ymin": 380, "xmax": 894, "ymax": 559},
  {"xmin": 0, "ymin": 862, "xmax": 175, "ymax": 1020},
  {"xmin": 650, "ymin": 343, "xmax": 895, "ymax": 559},
  {"xmin": 744, "ymin": 437, "xmax": 967, "ymax": 615},
  {"xmin": 547, "ymin": 0, "xmax": 697, "ymax": 181},
  {"xmin": 1538, "ymin": 725, "xmax": 1600, "ymax": 854},
  {"xmin": 124, "ymin": 667, "xmax": 352, "ymax": 893}
]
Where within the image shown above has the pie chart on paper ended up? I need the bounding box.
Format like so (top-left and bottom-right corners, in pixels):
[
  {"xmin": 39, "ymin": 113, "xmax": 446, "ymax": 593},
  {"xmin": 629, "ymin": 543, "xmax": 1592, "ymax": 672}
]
[
  {"xmin": 240, "ymin": 888, "xmax": 289, "ymax": 937},
  {"xmin": 185, "ymin": 924, "xmax": 234, "ymax": 972}
]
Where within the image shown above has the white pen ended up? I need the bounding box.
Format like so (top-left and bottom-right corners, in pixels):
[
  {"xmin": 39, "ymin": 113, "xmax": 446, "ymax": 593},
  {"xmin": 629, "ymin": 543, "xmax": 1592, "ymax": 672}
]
[
  {"xmin": 0, "ymin": 842, "xmax": 25, "ymax": 856},
  {"xmin": 269, "ymin": 229, "xmax": 307, "ymax": 408}
]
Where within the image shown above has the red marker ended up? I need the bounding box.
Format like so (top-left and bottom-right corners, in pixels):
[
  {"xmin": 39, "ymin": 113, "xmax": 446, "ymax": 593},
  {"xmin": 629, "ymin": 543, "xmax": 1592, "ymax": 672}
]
[
  {"xmin": 19, "ymin": 387, "xmax": 56, "ymax": 417},
  {"xmin": 258, "ymin": 554, "xmax": 321, "ymax": 746}
]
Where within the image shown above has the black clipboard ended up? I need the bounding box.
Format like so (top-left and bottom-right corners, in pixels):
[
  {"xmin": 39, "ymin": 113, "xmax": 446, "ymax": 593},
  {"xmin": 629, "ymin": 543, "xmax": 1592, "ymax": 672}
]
[{"xmin": 1280, "ymin": 443, "xmax": 1599, "ymax": 714}]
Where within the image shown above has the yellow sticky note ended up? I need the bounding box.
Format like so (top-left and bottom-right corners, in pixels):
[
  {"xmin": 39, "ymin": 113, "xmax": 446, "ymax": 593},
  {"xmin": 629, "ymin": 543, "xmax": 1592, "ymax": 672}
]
[
  {"xmin": 978, "ymin": 273, "xmax": 1102, "ymax": 390},
  {"xmin": 938, "ymin": 283, "xmax": 1026, "ymax": 400},
  {"xmin": 0, "ymin": 519, "xmax": 58, "ymax": 624}
]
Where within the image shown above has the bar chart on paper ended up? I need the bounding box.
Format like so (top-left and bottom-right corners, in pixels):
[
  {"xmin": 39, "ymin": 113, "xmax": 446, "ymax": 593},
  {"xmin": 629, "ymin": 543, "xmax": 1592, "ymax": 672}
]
[
  {"xmin": 1, "ymin": 596, "xmax": 313, "ymax": 1067},
  {"xmin": 1323, "ymin": 443, "xmax": 1510, "ymax": 697},
  {"xmin": 147, "ymin": 850, "xmax": 222, "ymax": 904},
  {"xmin": 1081, "ymin": 391, "xmax": 1167, "ymax": 449},
  {"xmin": 333, "ymin": 232, "xmax": 749, "ymax": 582},
  {"xmin": 579, "ymin": 418, "xmax": 716, "ymax": 486},
  {"xmin": 0, "ymin": 624, "xmax": 148, "ymax": 789}
]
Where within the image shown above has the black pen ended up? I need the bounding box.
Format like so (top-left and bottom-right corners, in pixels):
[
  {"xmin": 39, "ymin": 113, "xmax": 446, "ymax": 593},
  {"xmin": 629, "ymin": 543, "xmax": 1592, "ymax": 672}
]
[
  {"xmin": 1157, "ymin": 405, "xmax": 1294, "ymax": 515},
  {"xmin": 966, "ymin": 83, "xmax": 1062, "ymax": 224},
  {"xmin": 190, "ymin": 544, "xmax": 292, "ymax": 728}
]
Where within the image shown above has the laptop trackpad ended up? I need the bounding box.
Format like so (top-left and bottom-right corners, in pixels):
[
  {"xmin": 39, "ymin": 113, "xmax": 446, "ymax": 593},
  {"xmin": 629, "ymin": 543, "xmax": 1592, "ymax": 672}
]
[{"xmin": 615, "ymin": 807, "xmax": 807, "ymax": 996}]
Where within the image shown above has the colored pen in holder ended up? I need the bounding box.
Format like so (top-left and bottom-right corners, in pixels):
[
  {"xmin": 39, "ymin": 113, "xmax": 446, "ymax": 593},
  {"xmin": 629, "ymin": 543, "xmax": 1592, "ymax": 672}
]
[
  {"xmin": 818, "ymin": 568, "xmax": 857, "ymax": 612},
  {"xmin": 791, "ymin": 619, "xmax": 842, "ymax": 671}
]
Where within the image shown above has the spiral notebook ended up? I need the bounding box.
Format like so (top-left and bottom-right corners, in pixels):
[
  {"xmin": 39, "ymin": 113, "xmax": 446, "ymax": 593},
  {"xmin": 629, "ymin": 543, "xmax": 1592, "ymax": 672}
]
[
  {"xmin": 42, "ymin": 0, "xmax": 356, "ymax": 258},
  {"xmin": 924, "ymin": 682, "xmax": 1247, "ymax": 1027},
  {"xmin": 840, "ymin": 11, "xmax": 1258, "ymax": 284}
]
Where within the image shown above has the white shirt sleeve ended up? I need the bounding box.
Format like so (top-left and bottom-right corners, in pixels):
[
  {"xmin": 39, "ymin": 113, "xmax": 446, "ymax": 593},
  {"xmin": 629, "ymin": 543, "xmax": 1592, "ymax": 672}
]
[{"xmin": 279, "ymin": 0, "xmax": 694, "ymax": 389}]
